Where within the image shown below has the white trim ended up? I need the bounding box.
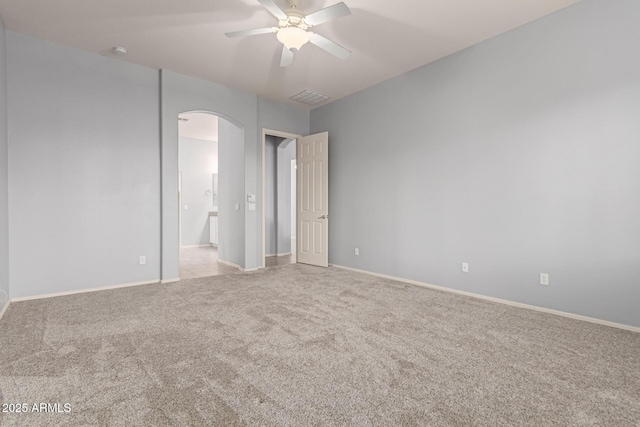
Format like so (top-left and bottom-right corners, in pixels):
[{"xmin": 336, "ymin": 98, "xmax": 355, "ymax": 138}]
[
  {"xmin": 10, "ymin": 279, "xmax": 161, "ymax": 302},
  {"xmin": 262, "ymin": 128, "xmax": 302, "ymax": 270},
  {"xmin": 218, "ymin": 258, "xmax": 258, "ymax": 273},
  {"xmin": 0, "ymin": 300, "xmax": 10, "ymax": 321},
  {"xmin": 333, "ymin": 265, "xmax": 640, "ymax": 334},
  {"xmin": 179, "ymin": 244, "xmax": 213, "ymax": 248},
  {"xmin": 161, "ymin": 278, "xmax": 181, "ymax": 284},
  {"xmin": 265, "ymin": 252, "xmax": 292, "ymax": 257},
  {"xmin": 217, "ymin": 258, "xmax": 241, "ymax": 270}
]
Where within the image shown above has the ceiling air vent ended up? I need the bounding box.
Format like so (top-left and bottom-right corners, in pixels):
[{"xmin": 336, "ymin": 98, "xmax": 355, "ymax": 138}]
[{"xmin": 290, "ymin": 89, "xmax": 330, "ymax": 106}]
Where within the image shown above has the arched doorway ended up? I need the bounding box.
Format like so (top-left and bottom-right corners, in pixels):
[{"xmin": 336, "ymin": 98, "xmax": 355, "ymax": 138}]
[
  {"xmin": 177, "ymin": 112, "xmax": 243, "ymax": 279},
  {"xmin": 161, "ymin": 103, "xmax": 248, "ymax": 282}
]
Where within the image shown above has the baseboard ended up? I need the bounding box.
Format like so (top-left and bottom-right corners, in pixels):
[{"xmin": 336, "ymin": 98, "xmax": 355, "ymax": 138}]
[
  {"xmin": 0, "ymin": 300, "xmax": 10, "ymax": 321},
  {"xmin": 217, "ymin": 258, "xmax": 240, "ymax": 269},
  {"xmin": 217, "ymin": 258, "xmax": 259, "ymax": 273},
  {"xmin": 333, "ymin": 265, "xmax": 640, "ymax": 334},
  {"xmin": 265, "ymin": 252, "xmax": 292, "ymax": 257},
  {"xmin": 217, "ymin": 258, "xmax": 241, "ymax": 270},
  {"xmin": 10, "ymin": 279, "xmax": 161, "ymax": 302},
  {"xmin": 180, "ymin": 244, "xmax": 213, "ymax": 248},
  {"xmin": 161, "ymin": 278, "xmax": 181, "ymax": 284}
]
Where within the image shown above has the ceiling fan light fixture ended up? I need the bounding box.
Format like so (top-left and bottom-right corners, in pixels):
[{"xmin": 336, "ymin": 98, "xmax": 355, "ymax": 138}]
[{"xmin": 277, "ymin": 27, "xmax": 310, "ymax": 51}]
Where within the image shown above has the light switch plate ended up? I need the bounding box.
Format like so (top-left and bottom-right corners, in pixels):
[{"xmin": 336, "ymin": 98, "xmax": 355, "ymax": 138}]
[
  {"xmin": 249, "ymin": 203, "xmax": 256, "ymax": 211},
  {"xmin": 247, "ymin": 194, "xmax": 256, "ymax": 203}
]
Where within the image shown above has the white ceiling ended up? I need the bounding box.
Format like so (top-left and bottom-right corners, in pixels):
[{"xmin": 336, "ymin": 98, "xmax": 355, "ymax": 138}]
[
  {"xmin": 0, "ymin": 0, "xmax": 582, "ymax": 109},
  {"xmin": 178, "ymin": 112, "xmax": 219, "ymax": 142}
]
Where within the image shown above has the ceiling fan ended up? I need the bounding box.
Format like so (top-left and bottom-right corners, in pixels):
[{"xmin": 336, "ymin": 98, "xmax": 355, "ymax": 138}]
[{"xmin": 225, "ymin": 0, "xmax": 352, "ymax": 67}]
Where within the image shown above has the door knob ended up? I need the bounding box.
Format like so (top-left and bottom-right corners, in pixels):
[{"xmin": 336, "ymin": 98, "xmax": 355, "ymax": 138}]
[{"xmin": 318, "ymin": 215, "xmax": 328, "ymax": 219}]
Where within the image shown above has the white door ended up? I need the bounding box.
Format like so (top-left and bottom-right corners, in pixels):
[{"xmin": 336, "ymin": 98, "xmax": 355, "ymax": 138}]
[{"xmin": 297, "ymin": 132, "xmax": 329, "ymax": 267}]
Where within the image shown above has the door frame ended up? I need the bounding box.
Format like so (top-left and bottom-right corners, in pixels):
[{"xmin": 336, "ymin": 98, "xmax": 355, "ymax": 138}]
[
  {"xmin": 261, "ymin": 128, "xmax": 302, "ymax": 269},
  {"xmin": 178, "ymin": 171, "xmax": 182, "ymax": 247}
]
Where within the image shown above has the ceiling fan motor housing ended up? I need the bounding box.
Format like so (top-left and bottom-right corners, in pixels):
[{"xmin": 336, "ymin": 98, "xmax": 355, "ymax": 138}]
[{"xmin": 279, "ymin": 10, "xmax": 307, "ymax": 29}]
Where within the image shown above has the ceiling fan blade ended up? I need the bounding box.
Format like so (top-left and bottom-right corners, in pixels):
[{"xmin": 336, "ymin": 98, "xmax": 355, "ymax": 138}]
[
  {"xmin": 309, "ymin": 33, "xmax": 351, "ymax": 60},
  {"xmin": 258, "ymin": 0, "xmax": 288, "ymax": 20},
  {"xmin": 225, "ymin": 27, "xmax": 276, "ymax": 38},
  {"xmin": 280, "ymin": 46, "xmax": 294, "ymax": 67},
  {"xmin": 304, "ymin": 2, "xmax": 351, "ymax": 26}
]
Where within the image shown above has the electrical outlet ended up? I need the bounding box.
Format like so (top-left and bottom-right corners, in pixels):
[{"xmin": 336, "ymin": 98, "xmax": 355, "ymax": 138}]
[
  {"xmin": 462, "ymin": 262, "xmax": 469, "ymax": 273},
  {"xmin": 354, "ymin": 248, "xmax": 359, "ymax": 256},
  {"xmin": 540, "ymin": 273, "xmax": 549, "ymax": 286},
  {"xmin": 235, "ymin": 203, "xmax": 240, "ymax": 211},
  {"xmin": 139, "ymin": 256, "xmax": 146, "ymax": 265}
]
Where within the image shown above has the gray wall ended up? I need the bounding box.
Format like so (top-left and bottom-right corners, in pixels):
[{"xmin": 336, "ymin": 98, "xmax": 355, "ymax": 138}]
[
  {"xmin": 7, "ymin": 32, "xmax": 161, "ymax": 298},
  {"xmin": 161, "ymin": 81, "xmax": 310, "ymax": 277},
  {"xmin": 178, "ymin": 136, "xmax": 217, "ymax": 247},
  {"xmin": 258, "ymin": 97, "xmax": 310, "ymax": 137},
  {"xmin": 217, "ymin": 119, "xmax": 245, "ymax": 267},
  {"xmin": 0, "ymin": 26, "xmax": 309, "ymax": 298},
  {"xmin": 311, "ymin": 0, "xmax": 640, "ymax": 327},
  {"xmin": 0, "ymin": 17, "xmax": 9, "ymax": 312}
]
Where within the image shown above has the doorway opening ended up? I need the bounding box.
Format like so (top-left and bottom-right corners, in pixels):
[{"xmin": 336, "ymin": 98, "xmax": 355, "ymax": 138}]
[
  {"xmin": 177, "ymin": 112, "xmax": 240, "ymax": 279},
  {"xmin": 262, "ymin": 130, "xmax": 301, "ymax": 268}
]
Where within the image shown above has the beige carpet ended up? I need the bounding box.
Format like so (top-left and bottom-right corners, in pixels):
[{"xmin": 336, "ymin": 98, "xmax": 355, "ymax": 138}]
[{"xmin": 0, "ymin": 264, "xmax": 639, "ymax": 426}]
